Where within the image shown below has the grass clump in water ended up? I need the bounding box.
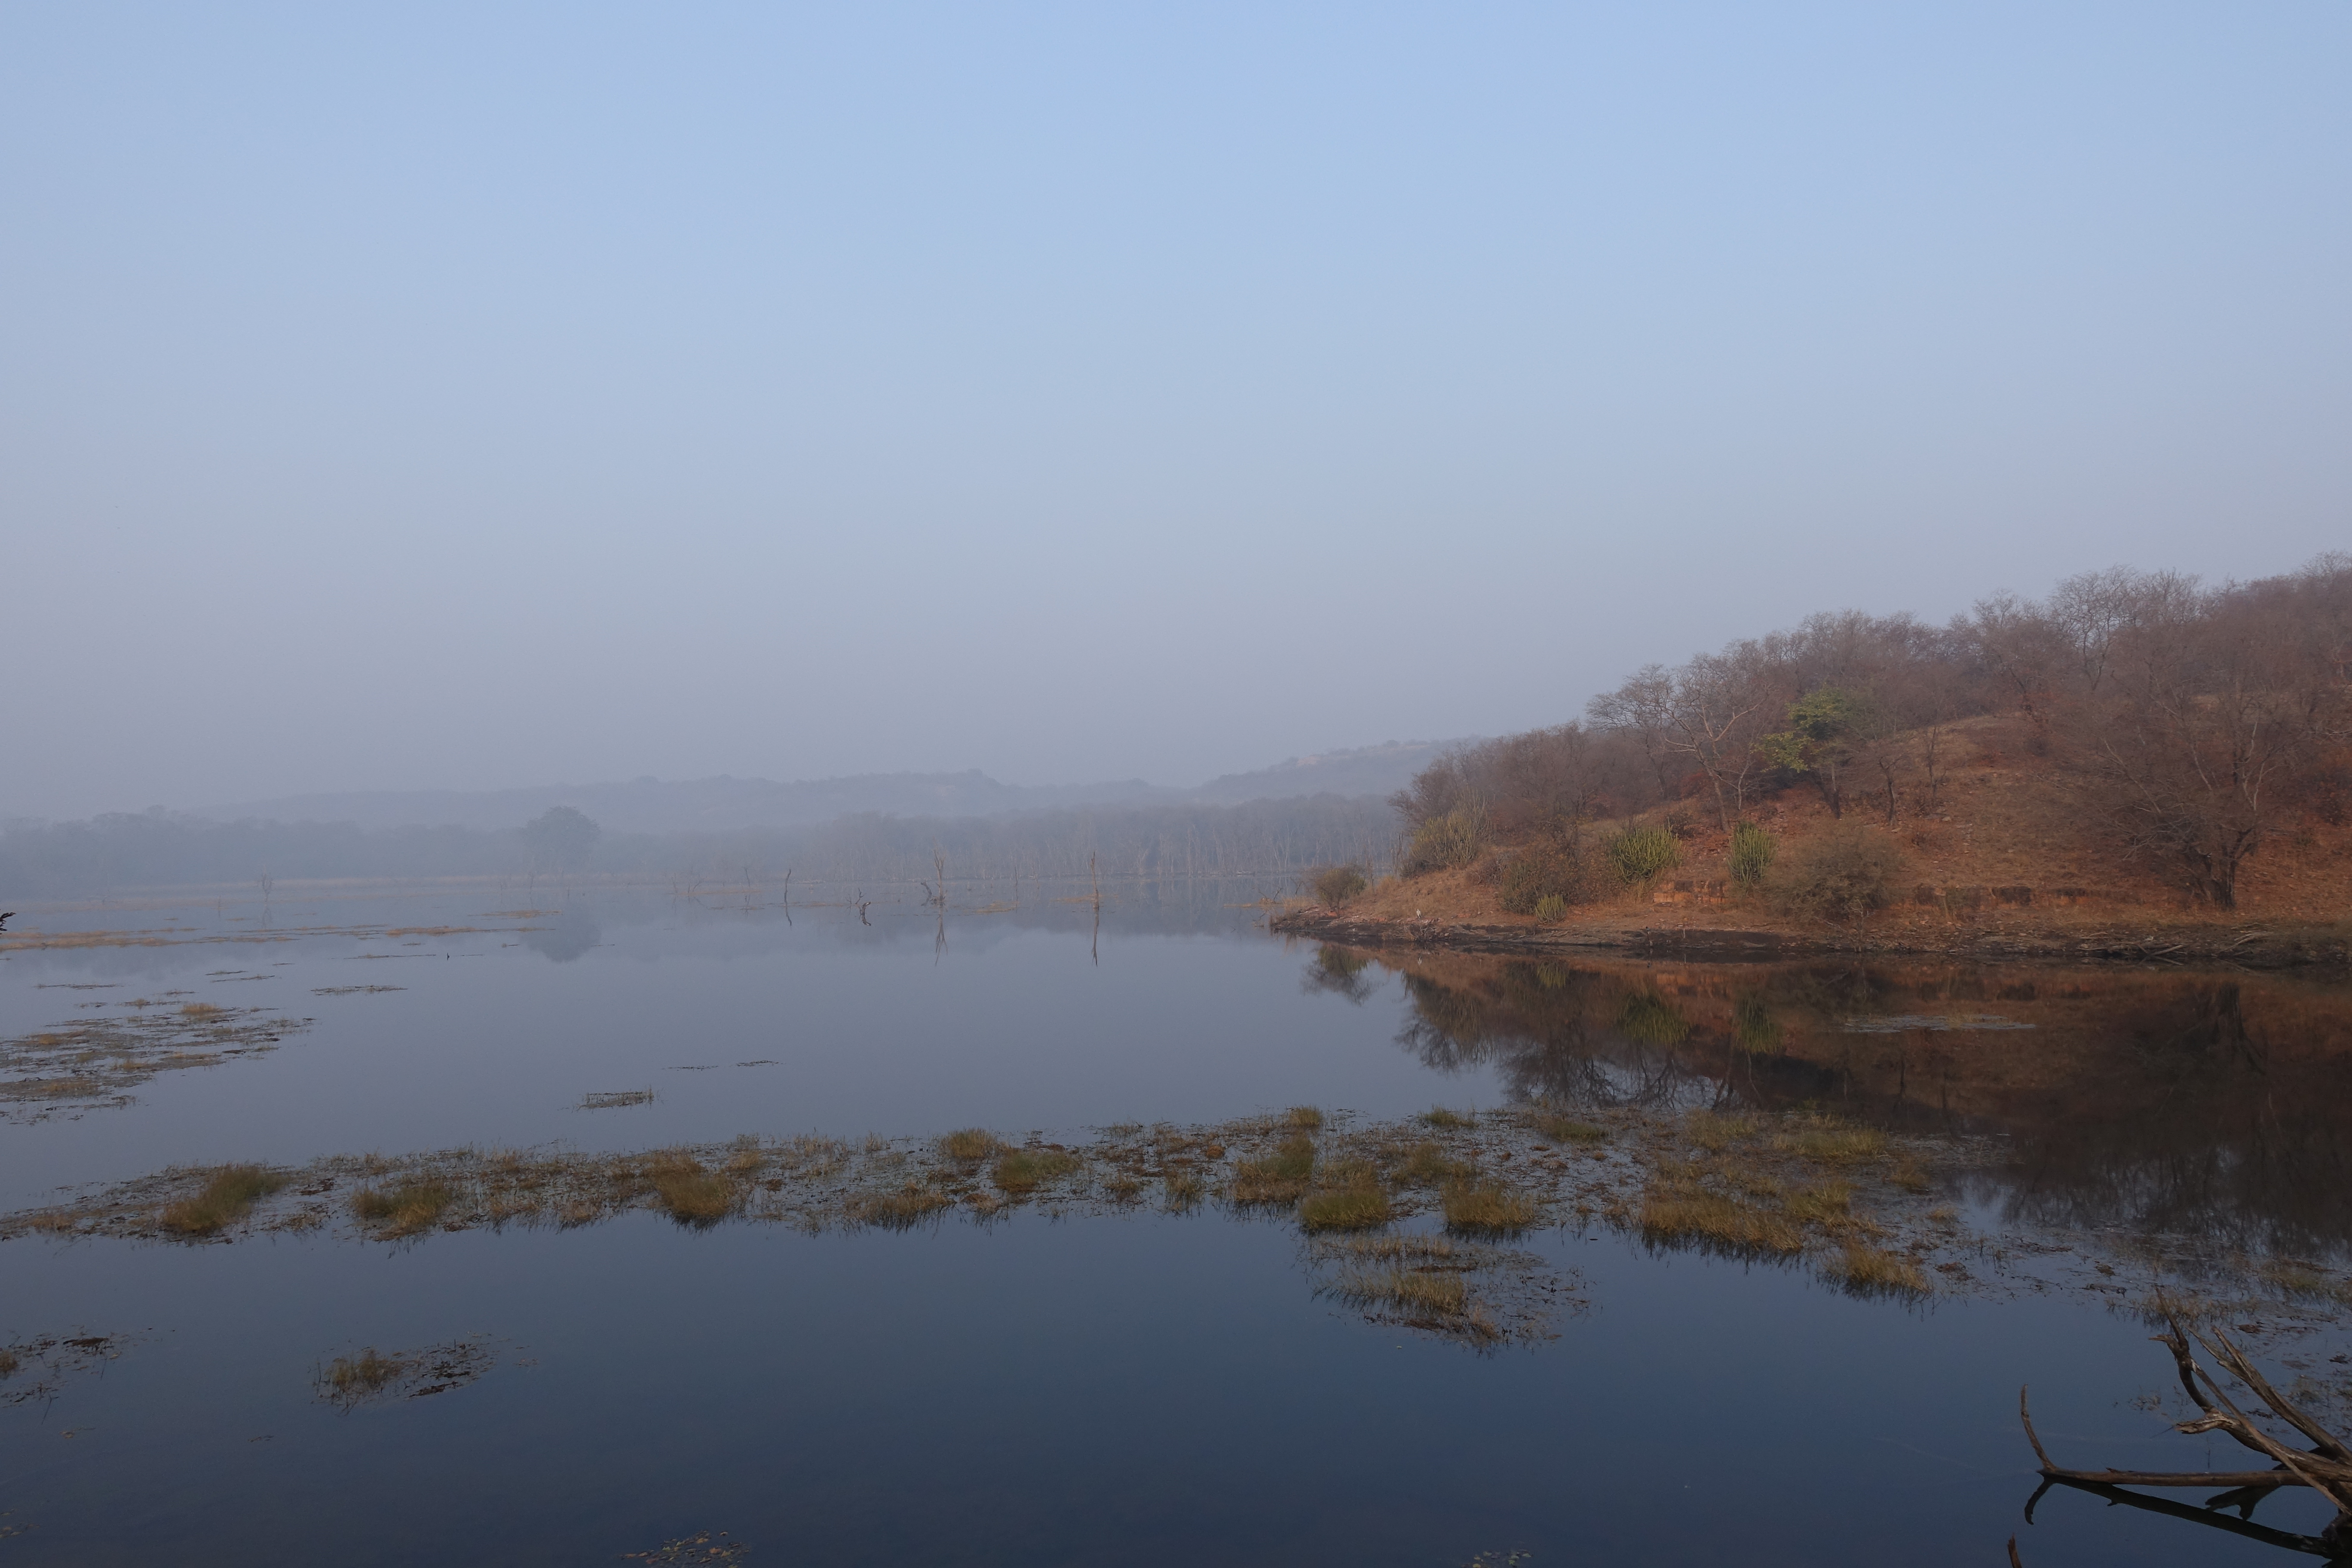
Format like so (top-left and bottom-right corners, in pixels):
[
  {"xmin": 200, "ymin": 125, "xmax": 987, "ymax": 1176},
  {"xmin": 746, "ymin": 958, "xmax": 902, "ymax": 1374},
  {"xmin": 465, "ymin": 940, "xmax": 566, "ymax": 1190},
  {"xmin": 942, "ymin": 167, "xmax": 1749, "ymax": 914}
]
[
  {"xmin": 321, "ymin": 1347, "xmax": 405, "ymax": 1402},
  {"xmin": 1532, "ymin": 1115, "xmax": 1606, "ymax": 1145},
  {"xmin": 1284, "ymin": 1106, "xmax": 1325, "ymax": 1130},
  {"xmin": 2262, "ymin": 1261, "xmax": 2352, "ymax": 1304},
  {"xmin": 1421, "ymin": 1106, "xmax": 1474, "ymax": 1130},
  {"xmin": 1297, "ymin": 1161, "xmax": 1391, "ymax": 1232},
  {"xmin": 1686, "ymin": 1112, "xmax": 1754, "ymax": 1152},
  {"xmin": 352, "ymin": 1178, "xmax": 458, "ymax": 1235},
  {"xmin": 990, "ymin": 1147, "xmax": 1081, "ymax": 1193},
  {"xmin": 645, "ymin": 1153, "xmax": 735, "ymax": 1225},
  {"xmin": 851, "ymin": 1185, "xmax": 953, "ymax": 1229},
  {"xmin": 1231, "ymin": 1134, "xmax": 1316, "ymax": 1204},
  {"xmin": 1782, "ymin": 1181, "xmax": 1854, "ymax": 1227},
  {"xmin": 937, "ymin": 1129, "xmax": 1002, "ymax": 1162},
  {"xmin": 1639, "ymin": 1186, "xmax": 1803, "ymax": 1256},
  {"xmin": 1828, "ymin": 1243, "xmax": 1931, "ymax": 1296},
  {"xmin": 1779, "ymin": 1125, "xmax": 1887, "ymax": 1163},
  {"xmin": 159, "ymin": 1164, "xmax": 288, "ymax": 1235},
  {"xmin": 1394, "ymin": 1141, "xmax": 1471, "ymax": 1187},
  {"xmin": 1164, "ymin": 1169, "xmax": 1207, "ymax": 1209},
  {"xmin": 1441, "ymin": 1178, "xmax": 1536, "ymax": 1235}
]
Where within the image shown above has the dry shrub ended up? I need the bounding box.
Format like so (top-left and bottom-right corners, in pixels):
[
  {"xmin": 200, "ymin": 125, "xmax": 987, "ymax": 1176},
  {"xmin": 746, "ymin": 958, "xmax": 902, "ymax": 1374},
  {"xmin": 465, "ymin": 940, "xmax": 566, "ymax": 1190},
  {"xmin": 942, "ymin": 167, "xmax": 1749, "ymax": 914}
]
[
  {"xmin": 1400, "ymin": 811, "xmax": 1486, "ymax": 876},
  {"xmin": 1497, "ymin": 843, "xmax": 1597, "ymax": 915},
  {"xmin": 989, "ymin": 1147, "xmax": 1081, "ymax": 1193},
  {"xmin": 1310, "ymin": 864, "xmax": 1369, "ymax": 906},
  {"xmin": 1773, "ymin": 823, "xmax": 1903, "ymax": 921}
]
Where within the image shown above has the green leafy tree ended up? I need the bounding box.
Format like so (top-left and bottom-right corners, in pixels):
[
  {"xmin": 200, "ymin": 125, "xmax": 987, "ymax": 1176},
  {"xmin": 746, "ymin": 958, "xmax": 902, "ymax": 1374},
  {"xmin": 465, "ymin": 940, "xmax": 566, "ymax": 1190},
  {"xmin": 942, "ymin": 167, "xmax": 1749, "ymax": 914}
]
[{"xmin": 1755, "ymin": 688, "xmax": 1866, "ymax": 817}]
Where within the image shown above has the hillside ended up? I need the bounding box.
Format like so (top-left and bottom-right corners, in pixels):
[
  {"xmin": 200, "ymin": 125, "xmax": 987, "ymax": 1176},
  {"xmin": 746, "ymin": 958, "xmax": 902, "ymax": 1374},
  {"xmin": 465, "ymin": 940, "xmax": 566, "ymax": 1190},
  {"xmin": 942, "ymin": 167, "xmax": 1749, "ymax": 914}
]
[{"xmin": 1278, "ymin": 559, "xmax": 2352, "ymax": 966}]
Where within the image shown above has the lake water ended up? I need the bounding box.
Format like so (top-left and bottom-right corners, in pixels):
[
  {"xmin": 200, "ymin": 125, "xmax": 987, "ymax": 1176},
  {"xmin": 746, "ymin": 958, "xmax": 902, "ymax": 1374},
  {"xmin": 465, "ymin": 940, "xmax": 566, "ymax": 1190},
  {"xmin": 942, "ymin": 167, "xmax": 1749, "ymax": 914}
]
[{"xmin": 3, "ymin": 882, "xmax": 2349, "ymax": 1565}]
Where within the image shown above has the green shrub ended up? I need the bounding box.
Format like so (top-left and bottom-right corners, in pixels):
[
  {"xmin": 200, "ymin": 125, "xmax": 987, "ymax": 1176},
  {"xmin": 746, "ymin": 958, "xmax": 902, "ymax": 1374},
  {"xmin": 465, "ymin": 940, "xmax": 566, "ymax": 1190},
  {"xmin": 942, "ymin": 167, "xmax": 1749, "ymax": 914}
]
[
  {"xmin": 1531, "ymin": 894, "xmax": 1567, "ymax": 922},
  {"xmin": 1400, "ymin": 810, "xmax": 1486, "ymax": 876},
  {"xmin": 1774, "ymin": 824, "xmax": 1902, "ymax": 922},
  {"xmin": 1605, "ymin": 825, "xmax": 1681, "ymax": 885},
  {"xmin": 1497, "ymin": 842, "xmax": 1591, "ymax": 915},
  {"xmin": 1311, "ymin": 864, "xmax": 1369, "ymax": 906},
  {"xmin": 1728, "ymin": 821, "xmax": 1776, "ymax": 889}
]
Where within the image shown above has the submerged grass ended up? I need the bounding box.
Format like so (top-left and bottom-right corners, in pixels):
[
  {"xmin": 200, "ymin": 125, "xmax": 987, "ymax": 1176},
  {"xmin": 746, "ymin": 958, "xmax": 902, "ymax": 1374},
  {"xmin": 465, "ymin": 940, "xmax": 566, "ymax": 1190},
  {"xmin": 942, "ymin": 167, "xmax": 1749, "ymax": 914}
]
[
  {"xmin": 322, "ymin": 1348, "xmax": 404, "ymax": 1400},
  {"xmin": 159, "ymin": 1164, "xmax": 288, "ymax": 1236},
  {"xmin": 850, "ymin": 1185, "xmax": 954, "ymax": 1229}
]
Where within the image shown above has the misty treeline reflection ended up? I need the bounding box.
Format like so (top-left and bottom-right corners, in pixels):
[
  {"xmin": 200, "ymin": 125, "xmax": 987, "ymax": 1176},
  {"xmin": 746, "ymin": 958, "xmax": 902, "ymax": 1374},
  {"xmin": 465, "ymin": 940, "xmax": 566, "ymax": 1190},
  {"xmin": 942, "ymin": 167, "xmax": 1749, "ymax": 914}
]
[
  {"xmin": 0, "ymin": 795, "xmax": 1395, "ymax": 897},
  {"xmin": 1315, "ymin": 945, "xmax": 2352, "ymax": 1260}
]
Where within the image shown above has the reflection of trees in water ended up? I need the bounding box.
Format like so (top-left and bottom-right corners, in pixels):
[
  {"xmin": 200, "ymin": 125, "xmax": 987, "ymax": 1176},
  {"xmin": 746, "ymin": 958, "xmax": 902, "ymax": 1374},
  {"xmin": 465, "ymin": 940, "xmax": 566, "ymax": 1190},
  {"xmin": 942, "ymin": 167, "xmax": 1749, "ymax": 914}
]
[
  {"xmin": 1359, "ymin": 950, "xmax": 2352, "ymax": 1260},
  {"xmin": 1986, "ymin": 982, "xmax": 2352, "ymax": 1261},
  {"xmin": 1300, "ymin": 945, "xmax": 1379, "ymax": 1005},
  {"xmin": 1393, "ymin": 965, "xmax": 1720, "ymax": 1110}
]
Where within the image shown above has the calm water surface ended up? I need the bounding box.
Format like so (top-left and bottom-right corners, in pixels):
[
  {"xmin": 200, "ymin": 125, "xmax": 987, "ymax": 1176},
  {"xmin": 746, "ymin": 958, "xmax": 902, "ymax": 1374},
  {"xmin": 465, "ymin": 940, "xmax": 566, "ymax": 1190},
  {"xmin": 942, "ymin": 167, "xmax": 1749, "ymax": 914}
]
[{"xmin": 3, "ymin": 883, "xmax": 2348, "ymax": 1565}]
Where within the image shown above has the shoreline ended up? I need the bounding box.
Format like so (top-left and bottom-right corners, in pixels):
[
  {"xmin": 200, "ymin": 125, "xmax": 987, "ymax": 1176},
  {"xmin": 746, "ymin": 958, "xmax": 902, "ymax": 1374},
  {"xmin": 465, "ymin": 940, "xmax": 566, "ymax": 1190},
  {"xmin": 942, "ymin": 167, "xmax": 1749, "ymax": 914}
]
[{"xmin": 1270, "ymin": 907, "xmax": 2352, "ymax": 968}]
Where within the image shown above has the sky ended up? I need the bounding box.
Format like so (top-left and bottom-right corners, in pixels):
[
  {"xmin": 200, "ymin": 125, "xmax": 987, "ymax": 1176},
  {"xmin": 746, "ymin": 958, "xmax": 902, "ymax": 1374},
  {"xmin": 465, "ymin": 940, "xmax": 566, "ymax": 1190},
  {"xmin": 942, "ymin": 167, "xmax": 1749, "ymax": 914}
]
[{"xmin": 4, "ymin": 3, "xmax": 2347, "ymax": 820}]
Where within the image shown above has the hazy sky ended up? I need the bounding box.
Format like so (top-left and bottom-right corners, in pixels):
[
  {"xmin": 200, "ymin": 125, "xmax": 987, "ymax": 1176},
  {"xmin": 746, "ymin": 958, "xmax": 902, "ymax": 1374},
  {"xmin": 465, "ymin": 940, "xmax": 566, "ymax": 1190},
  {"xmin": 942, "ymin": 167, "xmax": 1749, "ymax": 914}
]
[{"xmin": 6, "ymin": 3, "xmax": 2347, "ymax": 819}]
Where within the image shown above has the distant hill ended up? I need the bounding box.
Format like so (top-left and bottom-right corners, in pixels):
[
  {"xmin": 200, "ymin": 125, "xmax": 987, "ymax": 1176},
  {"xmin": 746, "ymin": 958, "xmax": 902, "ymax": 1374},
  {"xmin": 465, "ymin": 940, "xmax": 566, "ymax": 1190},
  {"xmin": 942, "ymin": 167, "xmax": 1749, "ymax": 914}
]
[{"xmin": 185, "ymin": 741, "xmax": 1471, "ymax": 833}]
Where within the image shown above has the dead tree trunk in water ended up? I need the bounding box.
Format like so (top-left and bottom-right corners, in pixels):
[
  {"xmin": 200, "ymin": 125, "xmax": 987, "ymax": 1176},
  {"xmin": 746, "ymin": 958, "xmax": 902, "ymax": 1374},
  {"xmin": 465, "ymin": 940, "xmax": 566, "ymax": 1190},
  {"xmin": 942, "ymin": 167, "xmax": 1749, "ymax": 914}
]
[{"xmin": 2016, "ymin": 1312, "xmax": 2352, "ymax": 1558}]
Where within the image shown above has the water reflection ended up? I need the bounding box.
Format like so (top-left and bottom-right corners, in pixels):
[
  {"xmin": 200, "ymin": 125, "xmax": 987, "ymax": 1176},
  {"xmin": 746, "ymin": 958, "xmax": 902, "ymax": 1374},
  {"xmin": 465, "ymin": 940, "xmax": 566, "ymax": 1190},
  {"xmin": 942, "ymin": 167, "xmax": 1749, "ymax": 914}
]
[{"xmin": 1330, "ymin": 945, "xmax": 2352, "ymax": 1261}]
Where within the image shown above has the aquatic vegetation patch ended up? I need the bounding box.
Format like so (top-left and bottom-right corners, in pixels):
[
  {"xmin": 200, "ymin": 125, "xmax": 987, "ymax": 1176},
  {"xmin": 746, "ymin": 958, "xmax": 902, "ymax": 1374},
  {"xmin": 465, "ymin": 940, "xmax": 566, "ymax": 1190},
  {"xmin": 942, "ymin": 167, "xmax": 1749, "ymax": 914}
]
[
  {"xmin": 937, "ymin": 1128, "xmax": 1004, "ymax": 1162},
  {"xmin": 161, "ymin": 1165, "xmax": 291, "ymax": 1236},
  {"xmin": 624, "ymin": 1530, "xmax": 748, "ymax": 1565},
  {"xmin": 1441, "ymin": 1178, "xmax": 1536, "ymax": 1236},
  {"xmin": 991, "ymin": 1147, "xmax": 1082, "ymax": 1193},
  {"xmin": 1231, "ymin": 1133, "xmax": 1317, "ymax": 1204},
  {"xmin": 850, "ymin": 1184, "xmax": 955, "ymax": 1228},
  {"xmin": 1826, "ymin": 1243, "xmax": 1932, "ymax": 1297},
  {"xmin": 1297, "ymin": 1161, "xmax": 1392, "ymax": 1232},
  {"xmin": 646, "ymin": 1153, "xmax": 737, "ymax": 1225},
  {"xmin": 0, "ymin": 1004, "xmax": 309, "ymax": 1123},
  {"xmin": 0, "ymin": 1332, "xmax": 136, "ymax": 1408},
  {"xmin": 1421, "ymin": 1106, "xmax": 1475, "ymax": 1130},
  {"xmin": 314, "ymin": 1335, "xmax": 498, "ymax": 1411},
  {"xmin": 581, "ymin": 1090, "xmax": 654, "ymax": 1110},
  {"xmin": 1284, "ymin": 1105, "xmax": 1325, "ymax": 1130},
  {"xmin": 353, "ymin": 1179, "xmax": 458, "ymax": 1236}
]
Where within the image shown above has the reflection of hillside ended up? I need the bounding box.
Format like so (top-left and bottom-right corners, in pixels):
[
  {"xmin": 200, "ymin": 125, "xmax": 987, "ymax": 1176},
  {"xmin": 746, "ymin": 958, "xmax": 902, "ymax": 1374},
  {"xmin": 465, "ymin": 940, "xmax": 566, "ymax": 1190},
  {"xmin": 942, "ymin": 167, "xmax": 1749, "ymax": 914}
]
[{"xmin": 1341, "ymin": 946, "xmax": 2352, "ymax": 1259}]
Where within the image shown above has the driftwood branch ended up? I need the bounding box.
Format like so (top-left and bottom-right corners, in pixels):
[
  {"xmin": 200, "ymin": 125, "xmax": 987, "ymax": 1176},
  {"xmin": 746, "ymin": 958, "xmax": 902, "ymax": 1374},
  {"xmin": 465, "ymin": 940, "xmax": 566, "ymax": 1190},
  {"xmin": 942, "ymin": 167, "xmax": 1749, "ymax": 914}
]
[{"xmin": 2017, "ymin": 1315, "xmax": 2352, "ymax": 1557}]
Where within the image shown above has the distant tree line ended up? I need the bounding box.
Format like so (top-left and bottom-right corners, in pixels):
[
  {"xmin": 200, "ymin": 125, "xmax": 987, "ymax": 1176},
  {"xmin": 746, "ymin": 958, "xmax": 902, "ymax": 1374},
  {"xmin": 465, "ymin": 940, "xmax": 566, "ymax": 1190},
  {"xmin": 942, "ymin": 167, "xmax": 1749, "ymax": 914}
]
[
  {"xmin": 1393, "ymin": 554, "xmax": 2352, "ymax": 909},
  {"xmin": 0, "ymin": 795, "xmax": 1399, "ymax": 899}
]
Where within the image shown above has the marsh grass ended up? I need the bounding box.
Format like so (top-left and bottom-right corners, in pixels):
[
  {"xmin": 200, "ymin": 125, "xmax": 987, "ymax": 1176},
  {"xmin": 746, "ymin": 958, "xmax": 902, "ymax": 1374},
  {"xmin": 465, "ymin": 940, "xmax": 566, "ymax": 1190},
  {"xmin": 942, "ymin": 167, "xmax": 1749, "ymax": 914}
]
[
  {"xmin": 352, "ymin": 1179, "xmax": 458, "ymax": 1236},
  {"xmin": 937, "ymin": 1129, "xmax": 1003, "ymax": 1162},
  {"xmin": 1421, "ymin": 1106, "xmax": 1474, "ymax": 1130},
  {"xmin": 1441, "ymin": 1178, "xmax": 1536, "ymax": 1235},
  {"xmin": 990, "ymin": 1147, "xmax": 1081, "ymax": 1193},
  {"xmin": 2263, "ymin": 1261, "xmax": 2352, "ymax": 1304},
  {"xmin": 1285, "ymin": 1106, "xmax": 1325, "ymax": 1130},
  {"xmin": 1231, "ymin": 1133, "xmax": 1316, "ymax": 1204},
  {"xmin": 1888, "ymin": 1154, "xmax": 1931, "ymax": 1192},
  {"xmin": 322, "ymin": 1348, "xmax": 404, "ymax": 1402},
  {"xmin": 1297, "ymin": 1161, "xmax": 1392, "ymax": 1232},
  {"xmin": 1532, "ymin": 1115, "xmax": 1606, "ymax": 1145},
  {"xmin": 646, "ymin": 1153, "xmax": 735, "ymax": 1225},
  {"xmin": 1686, "ymin": 1112, "xmax": 1754, "ymax": 1152},
  {"xmin": 850, "ymin": 1185, "xmax": 953, "ymax": 1229},
  {"xmin": 1164, "ymin": 1170, "xmax": 1206, "ymax": 1209},
  {"xmin": 1777, "ymin": 1126, "xmax": 1887, "ymax": 1163},
  {"xmin": 0, "ymin": 1349, "xmax": 18, "ymax": 1378},
  {"xmin": 1639, "ymin": 1185, "xmax": 1804, "ymax": 1256},
  {"xmin": 160, "ymin": 1164, "xmax": 288, "ymax": 1235},
  {"xmin": 1829, "ymin": 1243, "xmax": 1931, "ymax": 1296},
  {"xmin": 1393, "ymin": 1140, "xmax": 1471, "ymax": 1188}
]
